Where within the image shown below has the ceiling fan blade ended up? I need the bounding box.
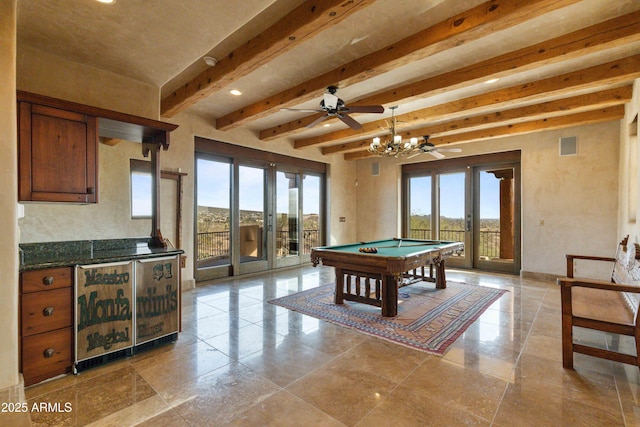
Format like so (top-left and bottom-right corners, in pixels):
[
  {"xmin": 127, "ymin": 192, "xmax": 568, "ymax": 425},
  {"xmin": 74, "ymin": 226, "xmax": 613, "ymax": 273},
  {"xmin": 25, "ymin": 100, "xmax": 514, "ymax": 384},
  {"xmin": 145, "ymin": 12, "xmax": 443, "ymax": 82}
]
[
  {"xmin": 280, "ymin": 108, "xmax": 324, "ymax": 113},
  {"xmin": 428, "ymin": 150, "xmax": 445, "ymax": 159},
  {"xmin": 306, "ymin": 114, "xmax": 331, "ymax": 128},
  {"xmin": 437, "ymin": 148, "xmax": 462, "ymax": 153},
  {"xmin": 344, "ymin": 105, "xmax": 384, "ymax": 114},
  {"xmin": 407, "ymin": 152, "xmax": 422, "ymax": 159},
  {"xmin": 337, "ymin": 113, "xmax": 362, "ymax": 130}
]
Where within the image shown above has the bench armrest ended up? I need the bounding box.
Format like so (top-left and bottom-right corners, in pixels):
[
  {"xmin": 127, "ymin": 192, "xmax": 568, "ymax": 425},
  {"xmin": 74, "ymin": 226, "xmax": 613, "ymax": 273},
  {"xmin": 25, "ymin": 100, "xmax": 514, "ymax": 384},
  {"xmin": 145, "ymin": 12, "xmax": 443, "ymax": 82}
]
[
  {"xmin": 558, "ymin": 277, "xmax": 640, "ymax": 294},
  {"xmin": 565, "ymin": 254, "xmax": 615, "ymax": 278}
]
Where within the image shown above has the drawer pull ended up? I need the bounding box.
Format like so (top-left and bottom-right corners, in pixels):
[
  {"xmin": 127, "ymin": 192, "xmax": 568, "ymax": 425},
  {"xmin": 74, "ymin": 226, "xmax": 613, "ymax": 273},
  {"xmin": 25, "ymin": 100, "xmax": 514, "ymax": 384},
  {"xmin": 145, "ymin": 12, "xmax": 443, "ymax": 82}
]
[
  {"xmin": 43, "ymin": 276, "xmax": 54, "ymax": 286},
  {"xmin": 43, "ymin": 307, "xmax": 54, "ymax": 316},
  {"xmin": 43, "ymin": 348, "xmax": 55, "ymax": 358}
]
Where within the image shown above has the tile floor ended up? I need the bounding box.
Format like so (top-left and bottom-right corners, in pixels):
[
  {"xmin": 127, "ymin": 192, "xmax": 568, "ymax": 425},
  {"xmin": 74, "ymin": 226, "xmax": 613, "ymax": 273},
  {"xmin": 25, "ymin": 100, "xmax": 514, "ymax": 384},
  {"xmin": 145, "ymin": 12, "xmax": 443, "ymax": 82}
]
[{"xmin": 8, "ymin": 266, "xmax": 640, "ymax": 426}]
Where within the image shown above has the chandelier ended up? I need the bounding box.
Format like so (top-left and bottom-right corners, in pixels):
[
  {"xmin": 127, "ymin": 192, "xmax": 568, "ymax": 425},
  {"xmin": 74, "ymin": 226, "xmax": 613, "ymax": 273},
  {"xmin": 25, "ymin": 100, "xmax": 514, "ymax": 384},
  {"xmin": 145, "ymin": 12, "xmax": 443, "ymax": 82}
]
[{"xmin": 368, "ymin": 106, "xmax": 420, "ymax": 157}]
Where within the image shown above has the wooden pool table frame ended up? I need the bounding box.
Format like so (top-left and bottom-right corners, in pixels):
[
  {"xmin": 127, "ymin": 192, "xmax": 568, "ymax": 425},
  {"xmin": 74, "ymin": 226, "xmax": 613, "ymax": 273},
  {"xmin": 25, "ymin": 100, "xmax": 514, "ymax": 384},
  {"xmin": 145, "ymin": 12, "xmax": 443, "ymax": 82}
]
[{"xmin": 310, "ymin": 238, "xmax": 464, "ymax": 316}]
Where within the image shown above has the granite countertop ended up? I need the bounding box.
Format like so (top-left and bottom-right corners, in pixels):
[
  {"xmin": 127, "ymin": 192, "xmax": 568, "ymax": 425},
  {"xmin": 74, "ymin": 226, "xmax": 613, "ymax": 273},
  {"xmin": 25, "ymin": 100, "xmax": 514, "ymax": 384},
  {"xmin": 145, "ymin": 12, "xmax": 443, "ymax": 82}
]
[{"xmin": 20, "ymin": 238, "xmax": 184, "ymax": 271}]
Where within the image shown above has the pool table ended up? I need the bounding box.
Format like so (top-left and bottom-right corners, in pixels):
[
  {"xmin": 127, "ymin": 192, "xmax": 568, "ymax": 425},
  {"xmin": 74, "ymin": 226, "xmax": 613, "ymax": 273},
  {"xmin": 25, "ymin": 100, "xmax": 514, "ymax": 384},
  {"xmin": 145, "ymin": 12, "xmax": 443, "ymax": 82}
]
[{"xmin": 310, "ymin": 238, "xmax": 464, "ymax": 317}]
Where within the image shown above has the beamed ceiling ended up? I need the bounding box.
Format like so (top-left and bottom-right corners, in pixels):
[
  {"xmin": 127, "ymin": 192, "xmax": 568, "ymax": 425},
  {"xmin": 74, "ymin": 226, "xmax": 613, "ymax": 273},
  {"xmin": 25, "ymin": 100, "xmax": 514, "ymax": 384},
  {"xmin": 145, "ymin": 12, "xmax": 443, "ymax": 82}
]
[{"xmin": 17, "ymin": 0, "xmax": 640, "ymax": 161}]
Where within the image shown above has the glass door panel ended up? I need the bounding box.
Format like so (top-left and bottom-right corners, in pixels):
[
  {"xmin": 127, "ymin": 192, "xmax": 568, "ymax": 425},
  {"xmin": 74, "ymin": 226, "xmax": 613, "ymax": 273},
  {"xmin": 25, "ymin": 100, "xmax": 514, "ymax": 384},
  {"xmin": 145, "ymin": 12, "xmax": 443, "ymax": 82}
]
[
  {"xmin": 408, "ymin": 175, "xmax": 432, "ymax": 239},
  {"xmin": 438, "ymin": 172, "xmax": 467, "ymax": 261},
  {"xmin": 276, "ymin": 171, "xmax": 300, "ymax": 265},
  {"xmin": 302, "ymin": 174, "xmax": 321, "ymax": 255},
  {"xmin": 475, "ymin": 166, "xmax": 519, "ymax": 273},
  {"xmin": 195, "ymin": 146, "xmax": 326, "ymax": 280},
  {"xmin": 196, "ymin": 157, "xmax": 231, "ymax": 280},
  {"xmin": 238, "ymin": 165, "xmax": 267, "ymax": 264}
]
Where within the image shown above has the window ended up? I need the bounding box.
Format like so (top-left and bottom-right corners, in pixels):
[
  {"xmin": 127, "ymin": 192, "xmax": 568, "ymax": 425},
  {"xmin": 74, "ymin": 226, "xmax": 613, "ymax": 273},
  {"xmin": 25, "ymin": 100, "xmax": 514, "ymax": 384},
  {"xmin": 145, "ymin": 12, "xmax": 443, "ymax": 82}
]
[{"xmin": 130, "ymin": 161, "xmax": 152, "ymax": 218}]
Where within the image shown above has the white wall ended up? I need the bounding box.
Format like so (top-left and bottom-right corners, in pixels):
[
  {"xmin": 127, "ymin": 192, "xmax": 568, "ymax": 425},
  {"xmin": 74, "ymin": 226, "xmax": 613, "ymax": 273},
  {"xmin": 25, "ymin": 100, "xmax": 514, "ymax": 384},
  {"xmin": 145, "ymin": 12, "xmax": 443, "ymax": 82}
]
[
  {"xmin": 619, "ymin": 79, "xmax": 640, "ymax": 244},
  {"xmin": 355, "ymin": 120, "xmax": 620, "ymax": 277},
  {"xmin": 0, "ymin": 0, "xmax": 19, "ymax": 390},
  {"xmin": 17, "ymin": 45, "xmax": 158, "ymax": 119},
  {"xmin": 355, "ymin": 159, "xmax": 402, "ymax": 241}
]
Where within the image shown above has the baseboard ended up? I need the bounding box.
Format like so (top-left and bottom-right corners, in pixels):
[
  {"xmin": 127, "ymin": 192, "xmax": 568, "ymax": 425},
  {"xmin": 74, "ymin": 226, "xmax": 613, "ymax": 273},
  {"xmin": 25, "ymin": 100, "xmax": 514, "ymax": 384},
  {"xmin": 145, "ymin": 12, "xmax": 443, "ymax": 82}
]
[{"xmin": 520, "ymin": 270, "xmax": 560, "ymax": 283}]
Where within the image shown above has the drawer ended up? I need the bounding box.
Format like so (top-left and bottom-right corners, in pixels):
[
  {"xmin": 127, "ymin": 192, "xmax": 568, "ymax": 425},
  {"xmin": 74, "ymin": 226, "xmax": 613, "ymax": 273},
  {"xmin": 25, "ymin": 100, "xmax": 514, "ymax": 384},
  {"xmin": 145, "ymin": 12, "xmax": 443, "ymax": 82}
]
[
  {"xmin": 21, "ymin": 267, "xmax": 73, "ymax": 293},
  {"xmin": 21, "ymin": 288, "xmax": 73, "ymax": 336},
  {"xmin": 22, "ymin": 327, "xmax": 73, "ymax": 386}
]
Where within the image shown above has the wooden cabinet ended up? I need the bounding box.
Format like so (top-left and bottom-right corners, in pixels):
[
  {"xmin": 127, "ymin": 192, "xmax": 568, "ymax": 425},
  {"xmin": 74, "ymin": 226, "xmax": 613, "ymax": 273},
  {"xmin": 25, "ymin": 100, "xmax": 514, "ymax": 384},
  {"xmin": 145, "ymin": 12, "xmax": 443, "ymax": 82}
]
[
  {"xmin": 18, "ymin": 101, "xmax": 98, "ymax": 203},
  {"xmin": 20, "ymin": 267, "xmax": 74, "ymax": 386}
]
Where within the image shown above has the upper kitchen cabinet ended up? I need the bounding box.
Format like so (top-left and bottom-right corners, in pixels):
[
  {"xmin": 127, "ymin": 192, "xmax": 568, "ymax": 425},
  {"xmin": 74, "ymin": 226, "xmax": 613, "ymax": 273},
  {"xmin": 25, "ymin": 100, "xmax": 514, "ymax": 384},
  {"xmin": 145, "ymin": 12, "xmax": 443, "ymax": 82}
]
[
  {"xmin": 18, "ymin": 100, "xmax": 98, "ymax": 203},
  {"xmin": 16, "ymin": 91, "xmax": 178, "ymax": 207}
]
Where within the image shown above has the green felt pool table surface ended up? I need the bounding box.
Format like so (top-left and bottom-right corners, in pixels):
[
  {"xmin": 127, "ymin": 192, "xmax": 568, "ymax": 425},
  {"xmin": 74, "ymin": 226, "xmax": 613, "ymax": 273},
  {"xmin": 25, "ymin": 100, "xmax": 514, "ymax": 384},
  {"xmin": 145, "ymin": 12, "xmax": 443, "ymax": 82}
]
[{"xmin": 316, "ymin": 238, "xmax": 460, "ymax": 258}]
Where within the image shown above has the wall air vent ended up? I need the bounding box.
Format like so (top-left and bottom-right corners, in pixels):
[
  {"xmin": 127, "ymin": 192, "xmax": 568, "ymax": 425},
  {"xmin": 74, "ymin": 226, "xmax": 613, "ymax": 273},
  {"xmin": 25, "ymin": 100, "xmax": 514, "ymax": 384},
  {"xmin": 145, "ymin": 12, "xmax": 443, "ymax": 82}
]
[{"xmin": 559, "ymin": 136, "xmax": 577, "ymax": 156}]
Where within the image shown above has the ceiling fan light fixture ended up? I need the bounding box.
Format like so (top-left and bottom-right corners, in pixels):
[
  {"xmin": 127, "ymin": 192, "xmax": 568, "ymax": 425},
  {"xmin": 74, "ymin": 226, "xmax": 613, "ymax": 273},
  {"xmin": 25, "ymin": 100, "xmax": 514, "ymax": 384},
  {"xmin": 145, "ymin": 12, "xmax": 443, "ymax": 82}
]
[{"xmin": 280, "ymin": 86, "xmax": 383, "ymax": 130}]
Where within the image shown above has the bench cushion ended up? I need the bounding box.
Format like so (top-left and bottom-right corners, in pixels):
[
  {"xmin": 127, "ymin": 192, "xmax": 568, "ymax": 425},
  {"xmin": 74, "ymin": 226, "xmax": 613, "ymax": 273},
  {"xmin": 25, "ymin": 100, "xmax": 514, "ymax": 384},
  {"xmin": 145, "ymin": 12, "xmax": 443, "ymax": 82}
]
[{"xmin": 573, "ymin": 287, "xmax": 634, "ymax": 326}]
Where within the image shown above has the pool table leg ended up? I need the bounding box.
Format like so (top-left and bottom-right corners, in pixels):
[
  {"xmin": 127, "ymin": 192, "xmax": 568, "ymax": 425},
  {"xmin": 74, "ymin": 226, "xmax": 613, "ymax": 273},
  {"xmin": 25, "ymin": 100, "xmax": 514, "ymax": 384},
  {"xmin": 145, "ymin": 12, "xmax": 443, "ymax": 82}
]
[
  {"xmin": 435, "ymin": 258, "xmax": 446, "ymax": 289},
  {"xmin": 381, "ymin": 274, "xmax": 399, "ymax": 317},
  {"xmin": 334, "ymin": 267, "xmax": 344, "ymax": 304}
]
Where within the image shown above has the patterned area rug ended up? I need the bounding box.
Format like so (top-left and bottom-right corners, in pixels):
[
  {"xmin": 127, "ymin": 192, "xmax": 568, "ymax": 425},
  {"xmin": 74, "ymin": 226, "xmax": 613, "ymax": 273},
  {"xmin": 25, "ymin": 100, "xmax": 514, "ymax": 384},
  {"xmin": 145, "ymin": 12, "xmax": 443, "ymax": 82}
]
[{"xmin": 269, "ymin": 281, "xmax": 507, "ymax": 355}]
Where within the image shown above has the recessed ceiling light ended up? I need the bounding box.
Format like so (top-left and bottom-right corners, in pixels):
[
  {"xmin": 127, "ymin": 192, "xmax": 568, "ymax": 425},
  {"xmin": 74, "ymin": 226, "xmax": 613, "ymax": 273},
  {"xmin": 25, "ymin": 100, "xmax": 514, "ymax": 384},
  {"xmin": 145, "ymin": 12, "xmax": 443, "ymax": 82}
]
[
  {"xmin": 229, "ymin": 89, "xmax": 242, "ymax": 96},
  {"xmin": 484, "ymin": 78, "xmax": 499, "ymax": 84},
  {"xmin": 323, "ymin": 123, "xmax": 331, "ymax": 127},
  {"xmin": 96, "ymin": 0, "xmax": 116, "ymax": 4}
]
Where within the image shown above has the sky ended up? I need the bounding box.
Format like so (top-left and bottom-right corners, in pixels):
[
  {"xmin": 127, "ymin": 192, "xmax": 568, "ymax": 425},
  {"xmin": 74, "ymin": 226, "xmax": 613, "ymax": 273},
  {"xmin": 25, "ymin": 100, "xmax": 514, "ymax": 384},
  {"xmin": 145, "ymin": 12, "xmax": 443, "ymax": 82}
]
[
  {"xmin": 194, "ymin": 158, "xmax": 501, "ymax": 220},
  {"xmin": 410, "ymin": 171, "xmax": 501, "ymax": 219},
  {"xmin": 196, "ymin": 159, "xmax": 321, "ymax": 214},
  {"xmin": 131, "ymin": 172, "xmax": 152, "ymax": 216}
]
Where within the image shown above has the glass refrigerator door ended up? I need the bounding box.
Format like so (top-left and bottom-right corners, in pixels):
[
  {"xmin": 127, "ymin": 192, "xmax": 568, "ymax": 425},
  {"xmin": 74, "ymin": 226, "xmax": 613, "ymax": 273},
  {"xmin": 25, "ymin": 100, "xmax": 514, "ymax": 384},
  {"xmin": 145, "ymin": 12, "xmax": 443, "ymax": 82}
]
[
  {"xmin": 75, "ymin": 261, "xmax": 134, "ymax": 363},
  {"xmin": 135, "ymin": 256, "xmax": 180, "ymax": 345}
]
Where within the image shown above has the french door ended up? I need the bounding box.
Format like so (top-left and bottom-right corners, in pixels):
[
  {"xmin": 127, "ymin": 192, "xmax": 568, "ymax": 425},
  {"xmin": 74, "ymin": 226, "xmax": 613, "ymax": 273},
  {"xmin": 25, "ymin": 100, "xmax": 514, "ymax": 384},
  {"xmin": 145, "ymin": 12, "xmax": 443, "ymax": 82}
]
[
  {"xmin": 275, "ymin": 169, "xmax": 322, "ymax": 268},
  {"xmin": 404, "ymin": 154, "xmax": 520, "ymax": 274},
  {"xmin": 195, "ymin": 153, "xmax": 324, "ymax": 281},
  {"xmin": 473, "ymin": 164, "xmax": 521, "ymax": 273}
]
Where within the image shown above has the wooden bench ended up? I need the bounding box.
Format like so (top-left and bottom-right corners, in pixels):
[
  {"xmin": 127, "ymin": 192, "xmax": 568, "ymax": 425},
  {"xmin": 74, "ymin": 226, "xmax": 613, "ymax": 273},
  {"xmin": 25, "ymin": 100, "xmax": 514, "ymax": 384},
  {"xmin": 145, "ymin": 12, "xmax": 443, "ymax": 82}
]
[{"xmin": 558, "ymin": 236, "xmax": 640, "ymax": 369}]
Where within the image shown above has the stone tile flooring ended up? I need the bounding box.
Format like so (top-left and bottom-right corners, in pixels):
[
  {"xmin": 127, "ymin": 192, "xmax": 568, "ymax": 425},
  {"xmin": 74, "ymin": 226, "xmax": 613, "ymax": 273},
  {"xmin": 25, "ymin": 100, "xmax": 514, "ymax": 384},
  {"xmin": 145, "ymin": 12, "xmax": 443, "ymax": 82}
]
[{"xmin": 8, "ymin": 266, "xmax": 640, "ymax": 426}]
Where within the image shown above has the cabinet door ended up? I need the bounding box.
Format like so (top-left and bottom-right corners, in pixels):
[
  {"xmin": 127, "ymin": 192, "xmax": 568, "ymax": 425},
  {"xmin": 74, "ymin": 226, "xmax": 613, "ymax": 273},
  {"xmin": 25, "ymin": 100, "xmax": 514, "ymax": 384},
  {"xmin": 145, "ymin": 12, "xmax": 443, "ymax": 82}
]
[{"xmin": 19, "ymin": 102, "xmax": 98, "ymax": 203}]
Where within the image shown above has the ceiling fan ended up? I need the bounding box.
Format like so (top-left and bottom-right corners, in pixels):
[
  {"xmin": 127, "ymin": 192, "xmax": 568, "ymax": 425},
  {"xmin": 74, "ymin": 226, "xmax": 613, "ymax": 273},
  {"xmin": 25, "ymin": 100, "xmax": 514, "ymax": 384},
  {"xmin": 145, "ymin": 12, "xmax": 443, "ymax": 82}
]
[
  {"xmin": 281, "ymin": 86, "xmax": 384, "ymax": 130},
  {"xmin": 408, "ymin": 136, "xmax": 462, "ymax": 159}
]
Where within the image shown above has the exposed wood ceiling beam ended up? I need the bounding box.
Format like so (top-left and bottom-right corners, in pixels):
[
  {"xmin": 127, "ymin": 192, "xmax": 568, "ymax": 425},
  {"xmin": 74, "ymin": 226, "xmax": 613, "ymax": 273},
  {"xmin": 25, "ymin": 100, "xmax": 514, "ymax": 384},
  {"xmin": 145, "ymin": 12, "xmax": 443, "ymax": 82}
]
[
  {"xmin": 262, "ymin": 10, "xmax": 640, "ymax": 141},
  {"xmin": 294, "ymin": 54, "xmax": 640, "ymax": 149},
  {"xmin": 344, "ymin": 106, "xmax": 626, "ymax": 160},
  {"xmin": 321, "ymin": 86, "xmax": 633, "ymax": 155},
  {"xmin": 218, "ymin": 0, "xmax": 581, "ymax": 131},
  {"xmin": 160, "ymin": 0, "xmax": 375, "ymax": 117},
  {"xmin": 432, "ymin": 106, "xmax": 626, "ymax": 145}
]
